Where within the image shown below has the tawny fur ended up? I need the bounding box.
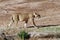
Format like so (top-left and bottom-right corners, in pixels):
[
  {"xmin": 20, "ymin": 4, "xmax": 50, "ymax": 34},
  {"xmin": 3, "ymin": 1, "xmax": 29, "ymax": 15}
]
[{"xmin": 8, "ymin": 12, "xmax": 40, "ymax": 28}]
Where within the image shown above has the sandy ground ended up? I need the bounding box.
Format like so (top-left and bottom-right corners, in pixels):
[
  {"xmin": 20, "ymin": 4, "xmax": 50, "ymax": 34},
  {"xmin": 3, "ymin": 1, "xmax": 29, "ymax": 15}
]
[{"xmin": 0, "ymin": 0, "xmax": 60, "ymax": 40}]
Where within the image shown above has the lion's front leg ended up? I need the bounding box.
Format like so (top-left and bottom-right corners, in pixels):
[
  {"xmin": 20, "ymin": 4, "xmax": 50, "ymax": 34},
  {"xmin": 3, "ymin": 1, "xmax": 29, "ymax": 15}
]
[
  {"xmin": 24, "ymin": 23, "xmax": 27, "ymax": 28},
  {"xmin": 28, "ymin": 16, "xmax": 37, "ymax": 28},
  {"xmin": 24, "ymin": 19, "xmax": 28, "ymax": 28}
]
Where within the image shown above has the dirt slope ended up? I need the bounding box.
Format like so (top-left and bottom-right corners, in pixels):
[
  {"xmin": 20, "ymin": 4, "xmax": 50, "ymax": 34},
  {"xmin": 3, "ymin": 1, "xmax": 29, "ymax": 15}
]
[{"xmin": 0, "ymin": 0, "xmax": 60, "ymax": 27}]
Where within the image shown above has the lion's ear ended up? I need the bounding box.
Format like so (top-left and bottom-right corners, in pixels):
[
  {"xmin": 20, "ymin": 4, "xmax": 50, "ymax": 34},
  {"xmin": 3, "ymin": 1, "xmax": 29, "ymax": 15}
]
[
  {"xmin": 33, "ymin": 12, "xmax": 37, "ymax": 17},
  {"xmin": 33, "ymin": 12, "xmax": 41, "ymax": 18}
]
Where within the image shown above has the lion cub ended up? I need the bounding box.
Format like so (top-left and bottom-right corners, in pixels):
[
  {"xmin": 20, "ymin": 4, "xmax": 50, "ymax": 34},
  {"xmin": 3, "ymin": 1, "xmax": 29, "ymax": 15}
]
[{"xmin": 8, "ymin": 12, "xmax": 40, "ymax": 28}]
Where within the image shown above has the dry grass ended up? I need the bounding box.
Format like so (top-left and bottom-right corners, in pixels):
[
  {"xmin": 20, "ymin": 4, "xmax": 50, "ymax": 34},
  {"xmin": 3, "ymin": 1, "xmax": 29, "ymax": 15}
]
[{"xmin": 0, "ymin": 25, "xmax": 60, "ymax": 40}]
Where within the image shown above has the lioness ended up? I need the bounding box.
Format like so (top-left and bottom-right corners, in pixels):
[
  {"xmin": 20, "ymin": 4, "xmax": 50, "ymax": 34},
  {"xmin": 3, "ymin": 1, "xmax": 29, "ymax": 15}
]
[{"xmin": 8, "ymin": 12, "xmax": 40, "ymax": 28}]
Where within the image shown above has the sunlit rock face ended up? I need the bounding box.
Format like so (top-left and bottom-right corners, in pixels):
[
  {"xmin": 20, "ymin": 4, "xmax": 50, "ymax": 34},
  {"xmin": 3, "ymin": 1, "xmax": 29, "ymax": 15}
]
[
  {"xmin": 0, "ymin": 0, "xmax": 60, "ymax": 39},
  {"xmin": 0, "ymin": 0, "xmax": 60, "ymax": 27}
]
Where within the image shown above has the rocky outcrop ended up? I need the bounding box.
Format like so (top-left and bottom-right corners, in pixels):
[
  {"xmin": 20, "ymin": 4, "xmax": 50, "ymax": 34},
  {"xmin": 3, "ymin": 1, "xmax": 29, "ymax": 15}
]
[{"xmin": 0, "ymin": 0, "xmax": 60, "ymax": 27}]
